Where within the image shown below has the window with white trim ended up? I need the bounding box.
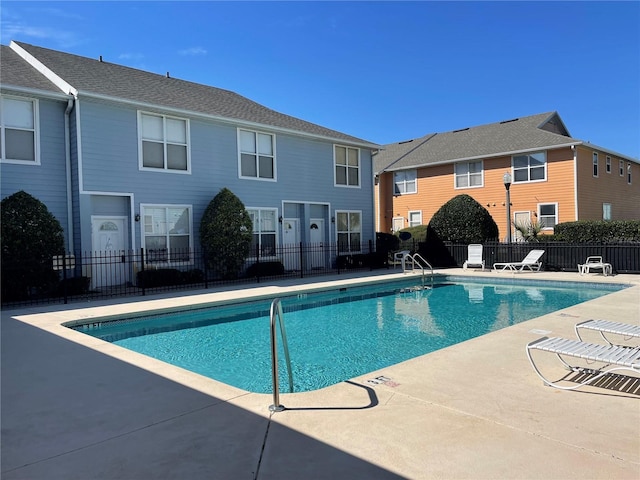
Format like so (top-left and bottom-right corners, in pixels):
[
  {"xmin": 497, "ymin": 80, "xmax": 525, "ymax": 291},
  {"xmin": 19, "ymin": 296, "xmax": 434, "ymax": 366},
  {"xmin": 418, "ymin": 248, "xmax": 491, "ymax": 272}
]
[
  {"xmin": 619, "ymin": 159, "xmax": 624, "ymax": 176},
  {"xmin": 0, "ymin": 95, "xmax": 38, "ymax": 164},
  {"xmin": 606, "ymin": 156, "xmax": 611, "ymax": 173},
  {"xmin": 538, "ymin": 203, "xmax": 558, "ymax": 230},
  {"xmin": 394, "ymin": 170, "xmax": 417, "ymax": 194},
  {"xmin": 334, "ymin": 145, "xmax": 360, "ymax": 187},
  {"xmin": 142, "ymin": 205, "xmax": 192, "ymax": 263},
  {"xmin": 139, "ymin": 112, "xmax": 189, "ymax": 172},
  {"xmin": 454, "ymin": 160, "xmax": 483, "ymax": 188},
  {"xmin": 513, "ymin": 152, "xmax": 546, "ymax": 182},
  {"xmin": 391, "ymin": 217, "xmax": 404, "ymax": 232},
  {"xmin": 247, "ymin": 208, "xmax": 277, "ymax": 257},
  {"xmin": 336, "ymin": 210, "xmax": 361, "ymax": 253},
  {"xmin": 592, "ymin": 152, "xmax": 598, "ymax": 177},
  {"xmin": 628, "ymin": 163, "xmax": 632, "ymax": 184},
  {"xmin": 239, "ymin": 129, "xmax": 275, "ymax": 180},
  {"xmin": 408, "ymin": 211, "xmax": 422, "ymax": 228},
  {"xmin": 603, "ymin": 203, "xmax": 611, "ymax": 221}
]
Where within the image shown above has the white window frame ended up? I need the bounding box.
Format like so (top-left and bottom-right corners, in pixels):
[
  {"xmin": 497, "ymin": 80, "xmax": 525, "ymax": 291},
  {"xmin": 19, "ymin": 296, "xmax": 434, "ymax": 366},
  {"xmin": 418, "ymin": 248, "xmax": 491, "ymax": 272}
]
[
  {"xmin": 238, "ymin": 129, "xmax": 276, "ymax": 181},
  {"xmin": 606, "ymin": 156, "xmax": 611, "ymax": 174},
  {"xmin": 454, "ymin": 160, "xmax": 484, "ymax": 189},
  {"xmin": 602, "ymin": 203, "xmax": 612, "ymax": 221},
  {"xmin": 592, "ymin": 152, "xmax": 599, "ymax": 177},
  {"xmin": 246, "ymin": 207, "xmax": 278, "ymax": 259},
  {"xmin": 334, "ymin": 145, "xmax": 361, "ymax": 188},
  {"xmin": 391, "ymin": 216, "xmax": 404, "ymax": 233},
  {"xmin": 140, "ymin": 204, "xmax": 193, "ymax": 264},
  {"xmin": 619, "ymin": 159, "xmax": 624, "ymax": 176},
  {"xmin": 393, "ymin": 169, "xmax": 417, "ymax": 195},
  {"xmin": 138, "ymin": 111, "xmax": 190, "ymax": 173},
  {"xmin": 628, "ymin": 163, "xmax": 632, "ymax": 185},
  {"xmin": 335, "ymin": 210, "xmax": 362, "ymax": 253},
  {"xmin": 408, "ymin": 211, "xmax": 422, "ymax": 228},
  {"xmin": 0, "ymin": 95, "xmax": 40, "ymax": 165},
  {"xmin": 537, "ymin": 203, "xmax": 558, "ymax": 231},
  {"xmin": 512, "ymin": 151, "xmax": 546, "ymax": 183}
]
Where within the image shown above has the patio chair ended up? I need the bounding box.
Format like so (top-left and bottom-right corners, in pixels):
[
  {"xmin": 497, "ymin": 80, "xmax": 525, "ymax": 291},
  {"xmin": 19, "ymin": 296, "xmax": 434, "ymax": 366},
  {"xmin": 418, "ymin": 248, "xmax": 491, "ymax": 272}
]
[
  {"xmin": 493, "ymin": 249, "xmax": 544, "ymax": 272},
  {"xmin": 575, "ymin": 319, "xmax": 640, "ymax": 347},
  {"xmin": 526, "ymin": 336, "xmax": 640, "ymax": 391},
  {"xmin": 392, "ymin": 250, "xmax": 411, "ymax": 270},
  {"xmin": 463, "ymin": 244, "xmax": 485, "ymax": 270},
  {"xmin": 578, "ymin": 256, "xmax": 612, "ymax": 276}
]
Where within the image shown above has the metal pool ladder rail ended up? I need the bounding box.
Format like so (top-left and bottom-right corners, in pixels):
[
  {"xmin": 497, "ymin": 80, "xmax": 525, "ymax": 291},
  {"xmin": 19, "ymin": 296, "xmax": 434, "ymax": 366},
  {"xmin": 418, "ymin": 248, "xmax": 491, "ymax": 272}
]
[
  {"xmin": 407, "ymin": 253, "xmax": 434, "ymax": 288},
  {"xmin": 269, "ymin": 298, "xmax": 294, "ymax": 412}
]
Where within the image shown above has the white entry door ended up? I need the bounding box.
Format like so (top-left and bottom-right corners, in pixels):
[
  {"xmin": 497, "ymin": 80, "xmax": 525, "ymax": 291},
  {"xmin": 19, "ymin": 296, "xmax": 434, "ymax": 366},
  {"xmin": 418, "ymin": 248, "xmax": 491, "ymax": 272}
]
[
  {"xmin": 91, "ymin": 216, "xmax": 127, "ymax": 288},
  {"xmin": 309, "ymin": 218, "xmax": 325, "ymax": 270},
  {"xmin": 282, "ymin": 218, "xmax": 300, "ymax": 271},
  {"xmin": 513, "ymin": 211, "xmax": 531, "ymax": 242}
]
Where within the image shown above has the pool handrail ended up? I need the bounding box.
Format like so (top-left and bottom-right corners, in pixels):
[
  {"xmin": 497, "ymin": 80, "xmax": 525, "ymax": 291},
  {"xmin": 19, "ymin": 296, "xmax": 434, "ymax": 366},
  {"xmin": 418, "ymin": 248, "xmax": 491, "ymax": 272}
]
[
  {"xmin": 269, "ymin": 298, "xmax": 294, "ymax": 412},
  {"xmin": 407, "ymin": 253, "xmax": 434, "ymax": 288}
]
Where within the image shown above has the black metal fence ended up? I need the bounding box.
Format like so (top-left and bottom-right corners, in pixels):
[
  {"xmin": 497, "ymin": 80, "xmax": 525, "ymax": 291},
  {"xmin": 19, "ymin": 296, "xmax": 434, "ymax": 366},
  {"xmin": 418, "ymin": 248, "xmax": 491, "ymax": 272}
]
[
  {"xmin": 438, "ymin": 241, "xmax": 640, "ymax": 274},
  {"xmin": 1, "ymin": 241, "xmax": 387, "ymax": 307},
  {"xmin": 3, "ymin": 239, "xmax": 638, "ymax": 308}
]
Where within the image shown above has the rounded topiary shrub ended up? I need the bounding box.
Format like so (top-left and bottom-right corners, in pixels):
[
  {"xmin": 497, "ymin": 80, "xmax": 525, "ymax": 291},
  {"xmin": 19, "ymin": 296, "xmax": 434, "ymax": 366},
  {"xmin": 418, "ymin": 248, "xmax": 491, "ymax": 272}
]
[
  {"xmin": 200, "ymin": 188, "xmax": 253, "ymax": 279},
  {"xmin": 1, "ymin": 190, "xmax": 65, "ymax": 301},
  {"xmin": 428, "ymin": 194, "xmax": 498, "ymax": 243}
]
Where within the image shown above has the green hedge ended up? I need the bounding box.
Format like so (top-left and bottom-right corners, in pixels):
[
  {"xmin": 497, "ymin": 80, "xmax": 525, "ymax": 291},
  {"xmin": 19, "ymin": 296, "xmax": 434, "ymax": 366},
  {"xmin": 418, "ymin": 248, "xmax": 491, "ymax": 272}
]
[
  {"xmin": 137, "ymin": 268, "xmax": 204, "ymax": 288},
  {"xmin": 245, "ymin": 261, "xmax": 285, "ymax": 277},
  {"xmin": 552, "ymin": 220, "xmax": 640, "ymax": 243}
]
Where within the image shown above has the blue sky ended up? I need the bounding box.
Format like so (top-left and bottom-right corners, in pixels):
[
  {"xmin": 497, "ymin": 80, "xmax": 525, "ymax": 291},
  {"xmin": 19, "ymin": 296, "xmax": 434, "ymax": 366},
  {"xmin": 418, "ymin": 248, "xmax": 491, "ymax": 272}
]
[{"xmin": 2, "ymin": 1, "xmax": 639, "ymax": 158}]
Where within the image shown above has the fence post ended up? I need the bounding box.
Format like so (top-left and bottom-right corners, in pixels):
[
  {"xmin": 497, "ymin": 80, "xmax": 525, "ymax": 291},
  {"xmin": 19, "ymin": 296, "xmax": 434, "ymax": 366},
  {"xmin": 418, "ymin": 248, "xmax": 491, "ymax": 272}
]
[
  {"xmin": 256, "ymin": 243, "xmax": 261, "ymax": 283},
  {"xmin": 299, "ymin": 242, "xmax": 304, "ymax": 278},
  {"xmin": 203, "ymin": 247, "xmax": 209, "ymax": 289},
  {"xmin": 140, "ymin": 248, "xmax": 146, "ymax": 296},
  {"xmin": 62, "ymin": 252, "xmax": 68, "ymax": 304}
]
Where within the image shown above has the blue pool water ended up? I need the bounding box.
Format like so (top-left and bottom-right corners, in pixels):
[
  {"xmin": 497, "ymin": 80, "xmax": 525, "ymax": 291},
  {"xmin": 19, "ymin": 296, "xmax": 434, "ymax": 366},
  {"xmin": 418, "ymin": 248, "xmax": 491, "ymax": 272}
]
[{"xmin": 73, "ymin": 277, "xmax": 625, "ymax": 393}]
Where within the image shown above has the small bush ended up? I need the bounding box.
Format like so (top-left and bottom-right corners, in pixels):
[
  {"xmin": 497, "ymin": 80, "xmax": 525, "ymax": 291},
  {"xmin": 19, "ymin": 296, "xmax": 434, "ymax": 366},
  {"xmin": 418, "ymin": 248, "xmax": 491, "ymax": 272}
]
[
  {"xmin": 245, "ymin": 261, "xmax": 285, "ymax": 277},
  {"xmin": 397, "ymin": 225, "xmax": 428, "ymax": 242},
  {"xmin": 1, "ymin": 191, "xmax": 65, "ymax": 301},
  {"xmin": 137, "ymin": 269, "xmax": 182, "ymax": 288},
  {"xmin": 200, "ymin": 188, "xmax": 253, "ymax": 279},
  {"xmin": 52, "ymin": 276, "xmax": 90, "ymax": 297}
]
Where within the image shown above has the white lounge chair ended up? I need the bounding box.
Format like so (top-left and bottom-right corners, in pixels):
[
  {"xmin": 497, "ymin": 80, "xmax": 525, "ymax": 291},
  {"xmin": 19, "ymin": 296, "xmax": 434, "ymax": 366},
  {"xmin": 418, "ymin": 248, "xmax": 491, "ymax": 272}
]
[
  {"xmin": 526, "ymin": 336, "xmax": 640, "ymax": 391},
  {"xmin": 575, "ymin": 319, "xmax": 640, "ymax": 346},
  {"xmin": 463, "ymin": 244, "xmax": 484, "ymax": 270},
  {"xmin": 493, "ymin": 249, "xmax": 544, "ymax": 272},
  {"xmin": 578, "ymin": 256, "xmax": 612, "ymax": 276}
]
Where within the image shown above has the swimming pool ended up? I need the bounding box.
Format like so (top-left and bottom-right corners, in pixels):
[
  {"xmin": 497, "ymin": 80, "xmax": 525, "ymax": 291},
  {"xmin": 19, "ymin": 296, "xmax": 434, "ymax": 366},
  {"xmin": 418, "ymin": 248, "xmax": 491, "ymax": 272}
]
[{"xmin": 71, "ymin": 276, "xmax": 625, "ymax": 393}]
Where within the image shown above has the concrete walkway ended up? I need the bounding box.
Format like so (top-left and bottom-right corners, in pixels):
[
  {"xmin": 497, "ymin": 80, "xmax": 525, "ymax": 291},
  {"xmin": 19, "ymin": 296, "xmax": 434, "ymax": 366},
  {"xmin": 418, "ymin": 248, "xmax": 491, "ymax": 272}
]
[{"xmin": 2, "ymin": 269, "xmax": 639, "ymax": 479}]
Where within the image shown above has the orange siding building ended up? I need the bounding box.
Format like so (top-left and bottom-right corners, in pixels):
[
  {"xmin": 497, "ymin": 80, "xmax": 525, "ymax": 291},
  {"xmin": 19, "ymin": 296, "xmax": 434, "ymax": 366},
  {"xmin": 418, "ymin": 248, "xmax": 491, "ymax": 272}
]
[{"xmin": 374, "ymin": 112, "xmax": 639, "ymax": 240}]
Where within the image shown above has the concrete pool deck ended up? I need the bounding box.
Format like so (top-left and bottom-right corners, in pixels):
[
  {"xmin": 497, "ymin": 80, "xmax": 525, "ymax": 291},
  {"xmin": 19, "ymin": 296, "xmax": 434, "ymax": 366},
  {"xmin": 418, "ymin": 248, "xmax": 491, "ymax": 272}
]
[{"xmin": 1, "ymin": 269, "xmax": 639, "ymax": 479}]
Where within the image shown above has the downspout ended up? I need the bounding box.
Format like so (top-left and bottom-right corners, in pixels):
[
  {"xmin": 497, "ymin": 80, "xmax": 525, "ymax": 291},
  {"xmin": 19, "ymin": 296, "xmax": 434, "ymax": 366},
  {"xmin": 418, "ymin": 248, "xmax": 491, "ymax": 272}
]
[{"xmin": 64, "ymin": 96, "xmax": 75, "ymax": 253}]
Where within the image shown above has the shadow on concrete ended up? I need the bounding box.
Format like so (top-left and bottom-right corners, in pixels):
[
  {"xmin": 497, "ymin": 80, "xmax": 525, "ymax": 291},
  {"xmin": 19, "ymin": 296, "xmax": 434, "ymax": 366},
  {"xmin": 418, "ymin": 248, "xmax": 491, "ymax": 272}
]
[{"xmin": 1, "ymin": 318, "xmax": 403, "ymax": 479}]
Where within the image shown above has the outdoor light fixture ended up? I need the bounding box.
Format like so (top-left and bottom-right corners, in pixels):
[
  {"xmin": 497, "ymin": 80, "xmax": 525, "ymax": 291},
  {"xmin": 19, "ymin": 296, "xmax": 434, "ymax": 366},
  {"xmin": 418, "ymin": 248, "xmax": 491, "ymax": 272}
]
[
  {"xmin": 278, "ymin": 216, "xmax": 283, "ymax": 223},
  {"xmin": 134, "ymin": 213, "xmax": 140, "ymax": 222},
  {"xmin": 331, "ymin": 216, "xmax": 335, "ymax": 224},
  {"xmin": 503, "ymin": 172, "xmax": 512, "ymax": 243}
]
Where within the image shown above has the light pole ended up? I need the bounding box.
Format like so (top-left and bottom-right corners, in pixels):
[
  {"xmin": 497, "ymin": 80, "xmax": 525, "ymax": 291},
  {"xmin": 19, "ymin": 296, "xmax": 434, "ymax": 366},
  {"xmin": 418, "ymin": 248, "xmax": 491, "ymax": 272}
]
[{"xmin": 503, "ymin": 172, "xmax": 512, "ymax": 243}]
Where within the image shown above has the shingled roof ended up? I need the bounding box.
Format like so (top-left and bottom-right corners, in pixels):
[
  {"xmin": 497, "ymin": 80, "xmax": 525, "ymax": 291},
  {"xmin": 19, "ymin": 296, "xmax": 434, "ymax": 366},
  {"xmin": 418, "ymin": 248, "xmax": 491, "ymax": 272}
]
[
  {"xmin": 0, "ymin": 45, "xmax": 66, "ymax": 95},
  {"xmin": 6, "ymin": 41, "xmax": 376, "ymax": 147},
  {"xmin": 373, "ymin": 112, "xmax": 582, "ymax": 174}
]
